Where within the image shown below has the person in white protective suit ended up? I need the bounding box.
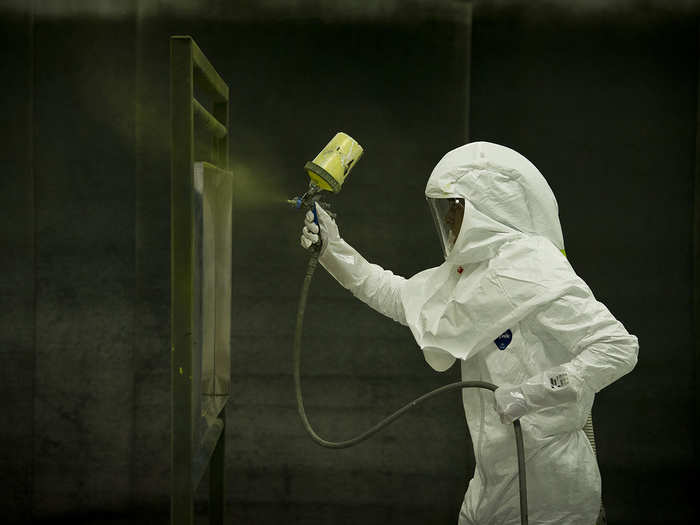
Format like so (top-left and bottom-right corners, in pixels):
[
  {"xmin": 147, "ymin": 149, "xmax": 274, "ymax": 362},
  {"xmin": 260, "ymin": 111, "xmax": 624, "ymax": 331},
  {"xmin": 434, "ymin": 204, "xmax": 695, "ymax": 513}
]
[{"xmin": 300, "ymin": 141, "xmax": 638, "ymax": 525}]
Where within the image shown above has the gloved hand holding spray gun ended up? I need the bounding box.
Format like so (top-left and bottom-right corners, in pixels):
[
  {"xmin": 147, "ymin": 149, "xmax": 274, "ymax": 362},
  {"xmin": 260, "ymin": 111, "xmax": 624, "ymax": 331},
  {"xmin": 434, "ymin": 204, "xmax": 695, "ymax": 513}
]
[
  {"xmin": 300, "ymin": 204, "xmax": 336, "ymax": 252},
  {"xmin": 289, "ymin": 133, "xmax": 529, "ymax": 524},
  {"xmin": 288, "ymin": 132, "xmax": 360, "ymax": 252}
]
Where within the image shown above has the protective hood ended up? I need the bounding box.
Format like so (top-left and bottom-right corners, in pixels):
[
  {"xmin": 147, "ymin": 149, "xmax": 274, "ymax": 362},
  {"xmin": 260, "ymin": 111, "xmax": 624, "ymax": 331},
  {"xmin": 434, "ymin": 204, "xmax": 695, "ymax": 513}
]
[
  {"xmin": 426, "ymin": 141, "xmax": 564, "ymax": 263},
  {"xmin": 401, "ymin": 142, "xmax": 571, "ymax": 368}
]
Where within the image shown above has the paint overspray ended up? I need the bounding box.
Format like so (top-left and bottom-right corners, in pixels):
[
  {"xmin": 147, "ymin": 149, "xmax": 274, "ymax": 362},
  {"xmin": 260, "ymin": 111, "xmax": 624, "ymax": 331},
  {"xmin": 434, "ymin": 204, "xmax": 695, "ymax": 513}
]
[{"xmin": 232, "ymin": 158, "xmax": 290, "ymax": 212}]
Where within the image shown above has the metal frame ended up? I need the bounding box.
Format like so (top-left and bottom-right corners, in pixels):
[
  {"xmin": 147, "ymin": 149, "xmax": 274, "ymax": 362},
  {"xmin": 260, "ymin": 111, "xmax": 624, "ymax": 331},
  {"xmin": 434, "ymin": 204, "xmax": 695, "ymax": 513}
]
[{"xmin": 170, "ymin": 35, "xmax": 231, "ymax": 525}]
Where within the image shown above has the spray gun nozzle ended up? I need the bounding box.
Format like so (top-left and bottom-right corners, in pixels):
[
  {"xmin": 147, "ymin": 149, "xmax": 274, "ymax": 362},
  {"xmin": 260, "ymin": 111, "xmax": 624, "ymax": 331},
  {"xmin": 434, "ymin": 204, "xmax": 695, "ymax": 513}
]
[
  {"xmin": 287, "ymin": 197, "xmax": 303, "ymax": 209},
  {"xmin": 288, "ymin": 180, "xmax": 323, "ymax": 211}
]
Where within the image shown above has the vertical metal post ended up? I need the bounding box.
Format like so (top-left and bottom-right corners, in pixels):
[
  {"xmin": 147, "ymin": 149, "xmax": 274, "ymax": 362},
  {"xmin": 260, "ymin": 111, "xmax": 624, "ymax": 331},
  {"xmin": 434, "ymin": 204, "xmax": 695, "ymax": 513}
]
[
  {"xmin": 210, "ymin": 86, "xmax": 229, "ymax": 525},
  {"xmin": 209, "ymin": 409, "xmax": 225, "ymax": 525},
  {"xmin": 170, "ymin": 36, "xmax": 194, "ymax": 525}
]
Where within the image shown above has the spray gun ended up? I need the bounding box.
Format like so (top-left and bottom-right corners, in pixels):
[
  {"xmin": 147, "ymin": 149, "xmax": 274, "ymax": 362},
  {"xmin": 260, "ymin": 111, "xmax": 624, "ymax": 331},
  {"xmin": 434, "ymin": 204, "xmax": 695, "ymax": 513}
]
[
  {"xmin": 287, "ymin": 132, "xmax": 364, "ymax": 247},
  {"xmin": 291, "ymin": 134, "xmax": 530, "ymax": 524}
]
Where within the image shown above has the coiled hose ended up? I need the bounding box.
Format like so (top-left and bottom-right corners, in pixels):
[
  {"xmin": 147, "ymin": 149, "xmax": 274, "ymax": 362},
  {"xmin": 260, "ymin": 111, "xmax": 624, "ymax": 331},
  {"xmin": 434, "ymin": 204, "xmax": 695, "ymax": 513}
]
[{"xmin": 293, "ymin": 252, "xmax": 529, "ymax": 525}]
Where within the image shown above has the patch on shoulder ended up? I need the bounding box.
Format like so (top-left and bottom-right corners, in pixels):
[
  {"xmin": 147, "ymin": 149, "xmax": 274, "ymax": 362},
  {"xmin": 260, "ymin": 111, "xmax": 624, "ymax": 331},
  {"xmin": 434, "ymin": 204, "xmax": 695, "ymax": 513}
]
[{"xmin": 494, "ymin": 329, "xmax": 513, "ymax": 351}]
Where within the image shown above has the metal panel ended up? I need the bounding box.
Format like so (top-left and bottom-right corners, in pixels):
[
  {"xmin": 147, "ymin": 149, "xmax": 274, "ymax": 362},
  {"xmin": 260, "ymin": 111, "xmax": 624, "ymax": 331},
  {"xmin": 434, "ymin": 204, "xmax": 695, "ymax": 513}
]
[
  {"xmin": 213, "ymin": 165, "xmax": 232, "ymax": 397},
  {"xmin": 194, "ymin": 161, "xmax": 232, "ymax": 417}
]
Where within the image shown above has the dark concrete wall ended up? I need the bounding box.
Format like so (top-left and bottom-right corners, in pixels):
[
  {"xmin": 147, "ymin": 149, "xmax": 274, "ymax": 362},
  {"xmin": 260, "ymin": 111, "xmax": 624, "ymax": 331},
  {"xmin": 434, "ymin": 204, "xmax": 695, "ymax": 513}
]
[
  {"xmin": 0, "ymin": 9, "xmax": 34, "ymax": 525},
  {"xmin": 30, "ymin": 17, "xmax": 138, "ymax": 517},
  {"xmin": 0, "ymin": 2, "xmax": 697, "ymax": 525}
]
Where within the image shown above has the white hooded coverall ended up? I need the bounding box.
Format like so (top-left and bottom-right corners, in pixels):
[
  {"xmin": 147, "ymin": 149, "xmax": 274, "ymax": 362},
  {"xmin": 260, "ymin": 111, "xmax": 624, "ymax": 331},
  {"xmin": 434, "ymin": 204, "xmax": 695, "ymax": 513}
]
[{"xmin": 312, "ymin": 141, "xmax": 638, "ymax": 524}]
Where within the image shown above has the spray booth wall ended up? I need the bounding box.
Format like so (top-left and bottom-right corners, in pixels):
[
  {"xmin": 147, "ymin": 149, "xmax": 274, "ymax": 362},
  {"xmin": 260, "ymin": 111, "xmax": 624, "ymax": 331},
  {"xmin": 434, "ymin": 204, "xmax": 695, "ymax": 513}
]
[{"xmin": 0, "ymin": 2, "xmax": 697, "ymax": 524}]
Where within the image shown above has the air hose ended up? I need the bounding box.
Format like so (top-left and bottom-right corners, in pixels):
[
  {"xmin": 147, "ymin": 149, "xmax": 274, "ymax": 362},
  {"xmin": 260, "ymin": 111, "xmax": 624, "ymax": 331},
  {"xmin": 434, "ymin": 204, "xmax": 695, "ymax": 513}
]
[{"xmin": 293, "ymin": 251, "xmax": 529, "ymax": 525}]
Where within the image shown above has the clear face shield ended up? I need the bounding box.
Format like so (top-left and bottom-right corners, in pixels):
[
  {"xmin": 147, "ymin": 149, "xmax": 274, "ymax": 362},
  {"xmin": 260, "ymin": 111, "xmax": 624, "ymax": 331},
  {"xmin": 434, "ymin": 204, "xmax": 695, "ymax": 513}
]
[{"xmin": 427, "ymin": 197, "xmax": 465, "ymax": 258}]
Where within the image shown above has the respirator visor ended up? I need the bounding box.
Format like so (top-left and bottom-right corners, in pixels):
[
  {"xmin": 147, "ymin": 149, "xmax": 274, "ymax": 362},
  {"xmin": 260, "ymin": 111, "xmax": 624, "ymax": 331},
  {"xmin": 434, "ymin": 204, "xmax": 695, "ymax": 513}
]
[{"xmin": 427, "ymin": 197, "xmax": 465, "ymax": 258}]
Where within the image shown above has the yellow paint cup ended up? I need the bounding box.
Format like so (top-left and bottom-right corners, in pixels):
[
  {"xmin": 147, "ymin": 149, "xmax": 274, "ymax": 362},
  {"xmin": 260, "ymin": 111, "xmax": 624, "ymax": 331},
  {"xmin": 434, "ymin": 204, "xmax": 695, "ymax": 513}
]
[{"xmin": 304, "ymin": 132, "xmax": 363, "ymax": 193}]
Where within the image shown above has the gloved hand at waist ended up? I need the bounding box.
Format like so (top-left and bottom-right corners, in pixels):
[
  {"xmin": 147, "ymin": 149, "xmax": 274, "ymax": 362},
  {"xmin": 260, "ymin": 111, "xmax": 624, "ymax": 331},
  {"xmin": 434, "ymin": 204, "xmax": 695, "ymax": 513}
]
[
  {"xmin": 300, "ymin": 203, "xmax": 340, "ymax": 253},
  {"xmin": 493, "ymin": 385, "xmax": 529, "ymax": 425},
  {"xmin": 494, "ymin": 366, "xmax": 583, "ymax": 425}
]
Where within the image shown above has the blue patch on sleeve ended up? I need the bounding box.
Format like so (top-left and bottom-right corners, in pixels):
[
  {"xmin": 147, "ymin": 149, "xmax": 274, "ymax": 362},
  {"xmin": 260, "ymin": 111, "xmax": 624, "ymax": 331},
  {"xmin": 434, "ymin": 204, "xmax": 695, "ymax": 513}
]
[{"xmin": 494, "ymin": 329, "xmax": 513, "ymax": 350}]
